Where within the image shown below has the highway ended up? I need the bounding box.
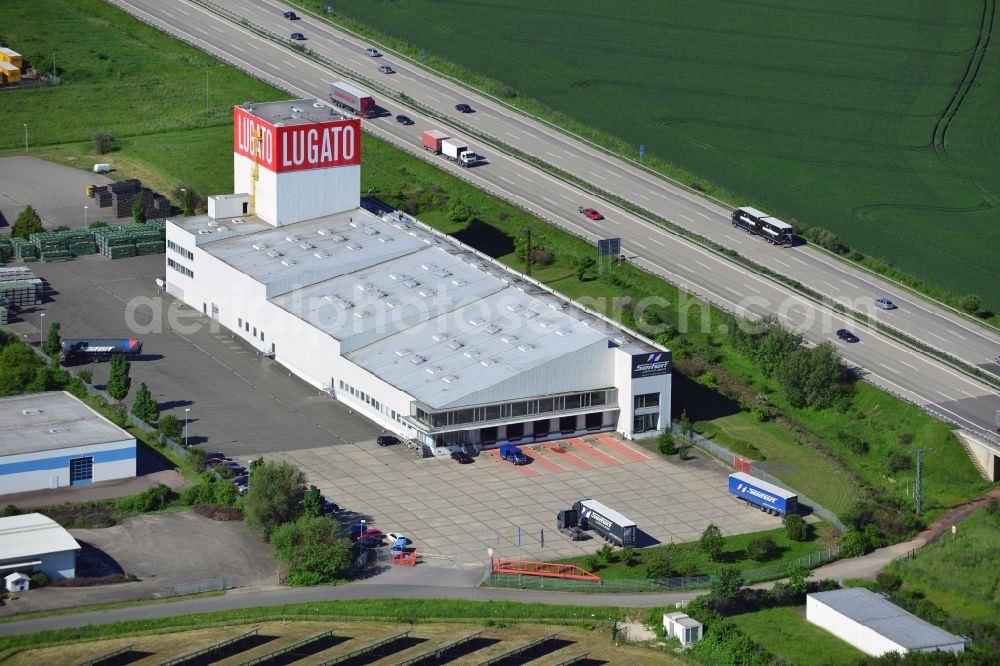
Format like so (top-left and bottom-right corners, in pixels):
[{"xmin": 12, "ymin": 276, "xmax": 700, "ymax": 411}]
[{"xmin": 112, "ymin": 0, "xmax": 1000, "ymax": 447}]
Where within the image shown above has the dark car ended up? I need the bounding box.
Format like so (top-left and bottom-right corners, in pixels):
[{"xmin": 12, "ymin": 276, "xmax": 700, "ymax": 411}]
[
  {"xmin": 355, "ymin": 536, "xmax": 382, "ymax": 549},
  {"xmin": 837, "ymin": 328, "xmax": 860, "ymax": 343},
  {"xmin": 321, "ymin": 498, "xmax": 340, "ymax": 514},
  {"xmin": 451, "ymin": 451, "xmax": 474, "ymax": 464},
  {"xmin": 291, "ymin": 32, "xmax": 305, "ymax": 40},
  {"xmin": 395, "ymin": 115, "xmax": 414, "ymax": 125},
  {"xmin": 455, "ymin": 103, "xmax": 473, "ymax": 113},
  {"xmin": 203, "ymin": 452, "xmax": 228, "ymax": 461},
  {"xmin": 378, "ymin": 64, "xmax": 394, "ymax": 74},
  {"xmin": 283, "ymin": 11, "xmax": 297, "ymax": 19},
  {"xmin": 377, "ymin": 434, "xmax": 400, "ymax": 447}
]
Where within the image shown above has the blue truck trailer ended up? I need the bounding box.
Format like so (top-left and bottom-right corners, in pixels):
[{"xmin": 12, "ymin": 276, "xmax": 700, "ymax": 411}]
[{"xmin": 728, "ymin": 472, "xmax": 798, "ymax": 516}]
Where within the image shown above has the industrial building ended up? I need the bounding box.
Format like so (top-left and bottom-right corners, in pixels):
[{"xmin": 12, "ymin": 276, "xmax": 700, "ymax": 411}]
[
  {"xmin": 165, "ymin": 99, "xmax": 671, "ymax": 452},
  {"xmin": 0, "ymin": 47, "xmax": 21, "ymax": 85},
  {"xmin": 807, "ymin": 588, "xmax": 966, "ymax": 656},
  {"xmin": 0, "ymin": 392, "xmax": 137, "ymax": 495},
  {"xmin": 0, "ymin": 512, "xmax": 81, "ymax": 581}
]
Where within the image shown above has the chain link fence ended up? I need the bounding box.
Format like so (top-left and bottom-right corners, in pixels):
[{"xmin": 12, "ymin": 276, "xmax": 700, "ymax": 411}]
[{"xmin": 171, "ymin": 576, "xmax": 232, "ymax": 596}]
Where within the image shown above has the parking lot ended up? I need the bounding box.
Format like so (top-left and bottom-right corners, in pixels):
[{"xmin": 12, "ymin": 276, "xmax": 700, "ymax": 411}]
[
  {"xmin": 0, "ymin": 156, "xmax": 118, "ymax": 230},
  {"xmin": 13, "ymin": 253, "xmax": 780, "ymax": 569}
]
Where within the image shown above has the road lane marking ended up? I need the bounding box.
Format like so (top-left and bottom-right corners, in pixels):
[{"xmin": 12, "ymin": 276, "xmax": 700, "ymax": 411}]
[
  {"xmin": 927, "ymin": 331, "xmax": 947, "ymax": 342},
  {"xmin": 841, "ymin": 279, "xmax": 860, "ymax": 289},
  {"xmin": 772, "ymin": 257, "xmax": 790, "ymax": 268},
  {"xmin": 541, "ymin": 197, "xmax": 559, "ymax": 206},
  {"xmin": 516, "ymin": 173, "xmax": 531, "ymax": 182},
  {"xmin": 936, "ymin": 390, "xmax": 955, "ymax": 401},
  {"xmin": 695, "ymin": 211, "xmax": 711, "ymax": 219},
  {"xmin": 695, "ymin": 260, "xmax": 711, "ymax": 270},
  {"xmin": 425, "ymin": 94, "xmax": 439, "ymax": 101},
  {"xmin": 560, "ymin": 194, "xmax": 574, "ymax": 202},
  {"xmin": 879, "ymin": 363, "xmax": 900, "ymax": 375},
  {"xmin": 790, "ymin": 256, "xmax": 809, "ymax": 265},
  {"xmin": 498, "ymin": 176, "xmax": 515, "ymax": 185},
  {"xmin": 649, "ymin": 237, "xmax": 666, "ymax": 247},
  {"xmin": 725, "ymin": 286, "xmax": 742, "ymax": 296},
  {"xmin": 505, "ymin": 132, "xmax": 522, "ymax": 141},
  {"xmin": 822, "ymin": 281, "xmax": 839, "ymax": 290},
  {"xmin": 744, "ymin": 284, "xmax": 761, "ymax": 294},
  {"xmin": 678, "ymin": 213, "xmax": 694, "ymax": 222},
  {"xmin": 899, "ymin": 360, "xmax": 918, "ymax": 371},
  {"xmin": 588, "ymin": 171, "xmax": 606, "ymax": 181},
  {"xmin": 636, "ymin": 193, "xmax": 649, "ymax": 200}
]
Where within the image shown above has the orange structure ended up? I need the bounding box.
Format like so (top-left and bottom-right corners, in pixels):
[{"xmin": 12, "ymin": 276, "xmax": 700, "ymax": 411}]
[
  {"xmin": 491, "ymin": 558, "xmax": 600, "ymax": 581},
  {"xmin": 391, "ymin": 551, "xmax": 418, "ymax": 566}
]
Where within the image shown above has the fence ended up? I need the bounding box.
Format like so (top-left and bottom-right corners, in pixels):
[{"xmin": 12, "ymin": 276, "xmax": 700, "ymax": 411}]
[
  {"xmin": 172, "ymin": 576, "xmax": 232, "ymax": 596},
  {"xmin": 671, "ymin": 423, "xmax": 846, "ymax": 532}
]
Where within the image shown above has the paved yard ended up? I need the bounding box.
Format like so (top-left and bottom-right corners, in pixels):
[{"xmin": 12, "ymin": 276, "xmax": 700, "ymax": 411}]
[
  {"xmin": 0, "ymin": 156, "xmax": 118, "ymax": 230},
  {"xmin": 269, "ymin": 433, "xmax": 781, "ymax": 567}
]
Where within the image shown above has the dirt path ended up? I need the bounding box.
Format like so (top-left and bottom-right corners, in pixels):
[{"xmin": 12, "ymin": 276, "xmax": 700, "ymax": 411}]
[{"xmin": 916, "ymin": 485, "xmax": 1000, "ymax": 544}]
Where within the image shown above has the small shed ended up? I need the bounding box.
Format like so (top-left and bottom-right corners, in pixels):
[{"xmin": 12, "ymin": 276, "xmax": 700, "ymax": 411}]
[
  {"xmin": 5, "ymin": 572, "xmax": 30, "ymax": 592},
  {"xmin": 664, "ymin": 611, "xmax": 703, "ymax": 646},
  {"xmin": 807, "ymin": 588, "xmax": 966, "ymax": 656}
]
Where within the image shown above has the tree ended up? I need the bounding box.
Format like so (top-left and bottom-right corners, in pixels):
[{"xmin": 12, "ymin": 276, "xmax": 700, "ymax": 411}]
[
  {"xmin": 960, "ymin": 294, "xmax": 982, "ymax": 315},
  {"xmin": 132, "ymin": 196, "xmax": 146, "ymax": 223},
  {"xmin": 106, "ymin": 353, "xmax": 132, "ymax": 401},
  {"xmin": 270, "ymin": 515, "xmax": 354, "ymax": 585},
  {"xmin": 93, "ymin": 132, "xmax": 115, "ymax": 154},
  {"xmin": 678, "ymin": 409, "xmax": 693, "ymax": 441},
  {"xmin": 41, "ymin": 321, "xmax": 62, "ymax": 357},
  {"xmin": 302, "ymin": 484, "xmax": 323, "ymax": 518},
  {"xmin": 243, "ymin": 460, "xmax": 306, "ymax": 539},
  {"xmin": 784, "ymin": 513, "xmax": 809, "ymax": 542},
  {"xmin": 12, "ymin": 205, "xmax": 43, "ymax": 239},
  {"xmin": 699, "ymin": 523, "xmax": 725, "ymax": 561},
  {"xmin": 657, "ymin": 430, "xmax": 677, "ymax": 455},
  {"xmin": 644, "ymin": 549, "xmax": 673, "ymax": 579},
  {"xmin": 786, "ymin": 564, "xmax": 810, "ymax": 597},
  {"xmin": 131, "ymin": 382, "xmax": 159, "ymax": 423},
  {"xmin": 157, "ymin": 414, "xmax": 183, "ymax": 442},
  {"xmin": 573, "ymin": 255, "xmax": 596, "ymax": 281},
  {"xmin": 746, "ymin": 535, "xmax": 778, "ymax": 561},
  {"xmin": 711, "ymin": 566, "xmax": 744, "ymax": 599}
]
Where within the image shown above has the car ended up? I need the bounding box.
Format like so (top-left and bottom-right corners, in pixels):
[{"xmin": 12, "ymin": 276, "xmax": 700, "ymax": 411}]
[
  {"xmin": 351, "ymin": 528, "xmax": 384, "ymax": 542},
  {"xmin": 386, "ymin": 532, "xmax": 410, "ymax": 545},
  {"xmin": 395, "ymin": 115, "xmax": 414, "ymax": 125},
  {"xmin": 203, "ymin": 452, "xmax": 228, "ymax": 461},
  {"xmin": 204, "ymin": 457, "xmax": 225, "ymax": 467},
  {"xmin": 232, "ymin": 474, "xmax": 249, "ymax": 493},
  {"xmin": 364, "ymin": 47, "xmax": 380, "ymax": 57},
  {"xmin": 455, "ymin": 103, "xmax": 473, "ymax": 113},
  {"xmin": 321, "ymin": 498, "xmax": 340, "ymax": 514},
  {"xmin": 217, "ymin": 460, "xmax": 247, "ymax": 475},
  {"xmin": 579, "ymin": 207, "xmax": 604, "ymax": 221},
  {"xmin": 377, "ymin": 434, "xmax": 400, "ymax": 447},
  {"xmin": 500, "ymin": 444, "xmax": 528, "ymax": 465},
  {"xmin": 995, "ymin": 355, "xmax": 1000, "ymax": 365},
  {"xmin": 282, "ymin": 11, "xmax": 297, "ymax": 19},
  {"xmin": 378, "ymin": 64, "xmax": 394, "ymax": 74},
  {"xmin": 355, "ymin": 536, "xmax": 382, "ymax": 549},
  {"xmin": 837, "ymin": 328, "xmax": 860, "ymax": 343},
  {"xmin": 290, "ymin": 32, "xmax": 305, "ymax": 40},
  {"xmin": 451, "ymin": 451, "xmax": 474, "ymax": 464},
  {"xmin": 874, "ymin": 298, "xmax": 896, "ymax": 310}
]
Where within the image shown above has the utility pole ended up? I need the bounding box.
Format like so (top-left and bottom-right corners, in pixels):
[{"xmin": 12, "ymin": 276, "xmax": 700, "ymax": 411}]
[
  {"xmin": 913, "ymin": 447, "xmax": 932, "ymax": 515},
  {"xmin": 52, "ymin": 48, "xmax": 56, "ymax": 80},
  {"xmin": 521, "ymin": 227, "xmax": 532, "ymax": 277}
]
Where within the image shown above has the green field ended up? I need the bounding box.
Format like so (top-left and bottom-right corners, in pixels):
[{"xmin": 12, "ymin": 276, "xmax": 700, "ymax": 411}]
[
  {"xmin": 0, "ymin": 0, "xmax": 283, "ymax": 194},
  {"xmin": 302, "ymin": 0, "xmax": 1000, "ymax": 312},
  {"xmin": 889, "ymin": 506, "xmax": 1000, "ymax": 624},
  {"xmin": 728, "ymin": 607, "xmax": 865, "ymax": 665}
]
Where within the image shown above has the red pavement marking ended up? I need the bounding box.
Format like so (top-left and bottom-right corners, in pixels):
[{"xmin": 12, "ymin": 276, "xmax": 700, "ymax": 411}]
[
  {"xmin": 544, "ymin": 443, "xmax": 594, "ymax": 470},
  {"xmin": 526, "ymin": 449, "xmax": 568, "ymax": 473},
  {"xmin": 569, "ymin": 438, "xmax": 622, "ymax": 466},
  {"xmin": 488, "ymin": 449, "xmax": 541, "ymax": 476},
  {"xmin": 594, "ymin": 434, "xmax": 649, "ymax": 461}
]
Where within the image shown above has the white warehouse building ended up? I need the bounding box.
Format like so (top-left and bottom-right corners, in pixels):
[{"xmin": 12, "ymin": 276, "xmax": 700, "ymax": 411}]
[
  {"xmin": 164, "ymin": 99, "xmax": 670, "ymax": 451},
  {"xmin": 0, "ymin": 513, "xmax": 81, "ymax": 581},
  {"xmin": 0, "ymin": 392, "xmax": 137, "ymax": 495}
]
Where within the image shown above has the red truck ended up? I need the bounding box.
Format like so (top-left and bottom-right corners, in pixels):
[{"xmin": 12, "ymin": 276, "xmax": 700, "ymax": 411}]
[{"xmin": 329, "ymin": 81, "xmax": 375, "ymax": 118}]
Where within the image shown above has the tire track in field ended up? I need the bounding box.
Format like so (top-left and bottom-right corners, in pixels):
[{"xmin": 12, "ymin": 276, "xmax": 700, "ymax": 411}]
[
  {"xmin": 719, "ymin": 0, "xmax": 968, "ymax": 28},
  {"xmin": 932, "ymin": 0, "xmax": 996, "ymax": 154}
]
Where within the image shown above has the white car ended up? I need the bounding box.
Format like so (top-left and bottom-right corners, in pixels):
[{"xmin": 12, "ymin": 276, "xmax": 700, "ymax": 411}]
[
  {"xmin": 364, "ymin": 47, "xmax": 380, "ymax": 57},
  {"xmin": 386, "ymin": 532, "xmax": 409, "ymax": 545}
]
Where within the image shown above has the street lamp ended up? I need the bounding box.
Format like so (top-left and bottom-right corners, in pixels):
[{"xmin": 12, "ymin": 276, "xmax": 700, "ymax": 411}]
[
  {"xmin": 23, "ymin": 124, "xmax": 28, "ymax": 154},
  {"xmin": 84, "ymin": 206, "xmax": 88, "ymax": 227},
  {"xmin": 180, "ymin": 188, "xmax": 187, "ymax": 216},
  {"xmin": 39, "ymin": 313, "xmax": 45, "ymax": 346},
  {"xmin": 184, "ymin": 408, "xmax": 191, "ymax": 446}
]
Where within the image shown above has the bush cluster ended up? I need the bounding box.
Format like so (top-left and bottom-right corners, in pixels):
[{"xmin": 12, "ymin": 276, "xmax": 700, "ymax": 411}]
[{"xmin": 117, "ymin": 483, "xmax": 172, "ymax": 513}]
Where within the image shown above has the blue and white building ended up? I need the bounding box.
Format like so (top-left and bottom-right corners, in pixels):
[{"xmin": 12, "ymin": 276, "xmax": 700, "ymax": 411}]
[{"xmin": 0, "ymin": 392, "xmax": 136, "ymax": 495}]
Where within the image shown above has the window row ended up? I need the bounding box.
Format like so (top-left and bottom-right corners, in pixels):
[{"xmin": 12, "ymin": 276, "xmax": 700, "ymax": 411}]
[
  {"xmin": 237, "ymin": 317, "xmax": 264, "ymax": 342},
  {"xmin": 167, "ymin": 258, "xmax": 193, "ymax": 278},
  {"xmin": 633, "ymin": 392, "xmax": 660, "ymax": 409},
  {"xmin": 337, "ymin": 379, "xmax": 410, "ymax": 430},
  {"xmin": 413, "ymin": 388, "xmax": 617, "ymax": 429},
  {"xmin": 167, "ymin": 240, "xmax": 193, "ymax": 261}
]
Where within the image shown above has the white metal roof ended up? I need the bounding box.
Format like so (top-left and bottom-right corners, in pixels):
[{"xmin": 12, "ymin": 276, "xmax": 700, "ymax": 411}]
[
  {"xmin": 238, "ymin": 98, "xmax": 351, "ymax": 126},
  {"xmin": 736, "ymin": 206, "xmax": 769, "ymax": 219},
  {"xmin": 0, "ymin": 392, "xmax": 133, "ymax": 457},
  {"xmin": 761, "ymin": 216, "xmax": 792, "ymax": 231},
  {"xmin": 729, "ymin": 472, "xmax": 798, "ymax": 500},
  {"xmin": 0, "ymin": 513, "xmax": 81, "ymax": 560},
  {"xmin": 809, "ymin": 588, "xmax": 964, "ymax": 650},
  {"xmin": 580, "ymin": 499, "xmax": 636, "ymax": 528}
]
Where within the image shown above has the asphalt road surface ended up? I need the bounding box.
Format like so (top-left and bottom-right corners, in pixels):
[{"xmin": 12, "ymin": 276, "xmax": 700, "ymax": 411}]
[{"xmin": 110, "ymin": 0, "xmax": 1000, "ymax": 448}]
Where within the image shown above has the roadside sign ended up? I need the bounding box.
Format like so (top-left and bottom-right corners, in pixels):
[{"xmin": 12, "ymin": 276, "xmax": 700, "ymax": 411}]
[
  {"xmin": 597, "ymin": 237, "xmax": 621, "ymax": 257},
  {"xmin": 326, "ymin": 4, "xmax": 333, "ymax": 13},
  {"xmin": 420, "ymin": 50, "xmax": 426, "ymax": 62},
  {"xmin": 639, "ymin": 144, "xmax": 645, "ymax": 158}
]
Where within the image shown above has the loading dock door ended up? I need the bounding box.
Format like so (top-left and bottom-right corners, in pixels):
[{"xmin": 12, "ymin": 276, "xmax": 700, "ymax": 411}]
[{"xmin": 69, "ymin": 457, "xmax": 93, "ymax": 485}]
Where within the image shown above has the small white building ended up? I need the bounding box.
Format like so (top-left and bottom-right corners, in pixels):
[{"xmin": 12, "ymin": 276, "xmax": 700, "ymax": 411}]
[
  {"xmin": 0, "ymin": 391, "xmax": 137, "ymax": 495},
  {"xmin": 5, "ymin": 571, "xmax": 30, "ymax": 592},
  {"xmin": 0, "ymin": 513, "xmax": 81, "ymax": 580},
  {"xmin": 807, "ymin": 588, "xmax": 966, "ymax": 656},
  {"xmin": 664, "ymin": 612, "xmax": 703, "ymax": 647}
]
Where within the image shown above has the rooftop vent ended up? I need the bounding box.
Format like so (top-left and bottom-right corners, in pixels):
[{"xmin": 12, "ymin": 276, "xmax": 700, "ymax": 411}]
[
  {"xmin": 549, "ymin": 301, "xmax": 568, "ymax": 311},
  {"xmin": 409, "ymin": 354, "xmax": 427, "ymax": 365},
  {"xmin": 285, "ymin": 234, "xmax": 300, "ymax": 242},
  {"xmin": 468, "ymin": 260, "xmax": 484, "ymax": 269},
  {"xmin": 485, "ymin": 324, "xmax": 501, "ymax": 335},
  {"xmin": 395, "ymin": 348, "xmax": 411, "ymax": 357},
  {"xmin": 613, "ymin": 335, "xmax": 629, "ymax": 345},
  {"xmin": 417, "ymin": 287, "xmax": 436, "ymax": 298},
  {"xmin": 353, "ymin": 309, "xmax": 371, "ymax": 318},
  {"xmin": 447, "ymin": 339, "xmax": 464, "ymax": 350},
  {"xmin": 349, "ymin": 220, "xmax": 363, "ymax": 228},
  {"xmin": 523, "ymin": 309, "xmax": 539, "ymax": 319},
  {"xmin": 583, "ymin": 319, "xmax": 598, "ymax": 327},
  {"xmin": 464, "ymin": 349, "xmax": 481, "ymax": 359},
  {"xmin": 324, "ymin": 293, "xmax": 341, "ymax": 302},
  {"xmin": 356, "ymin": 283, "xmax": 373, "ymax": 292},
  {"xmin": 499, "ymin": 276, "xmax": 514, "ymax": 285},
  {"xmin": 197, "ymin": 229, "xmax": 212, "ymax": 235},
  {"xmin": 517, "ymin": 343, "xmax": 536, "ymax": 352},
  {"xmin": 332, "ymin": 234, "xmax": 348, "ymax": 243},
  {"xmin": 389, "ymin": 272, "xmax": 407, "ymax": 281},
  {"xmin": 252, "ymin": 242, "xmax": 268, "ymax": 251},
  {"xmin": 500, "ymin": 334, "xmax": 518, "ymax": 344},
  {"xmin": 314, "ymin": 250, "xmax": 329, "ymax": 259},
  {"xmin": 266, "ymin": 249, "xmax": 283, "ymax": 258},
  {"xmin": 207, "ymin": 220, "xmax": 219, "ymax": 227},
  {"xmin": 426, "ymin": 365, "xmax": 443, "ymax": 375},
  {"xmin": 298, "ymin": 241, "xmax": 314, "ymax": 250},
  {"xmin": 403, "ymin": 279, "xmax": 420, "ymax": 289},
  {"xmin": 345, "ymin": 243, "xmax": 362, "ymax": 251},
  {"xmin": 435, "ymin": 269, "xmax": 452, "ymax": 278},
  {"xmin": 378, "ymin": 236, "xmax": 394, "ymax": 243},
  {"xmin": 22, "ymin": 408, "xmax": 43, "ymax": 416},
  {"xmin": 280, "ymin": 258, "xmax": 297, "ymax": 267},
  {"xmin": 506, "ymin": 303, "xmax": 523, "ymax": 312},
  {"xmin": 432, "ymin": 332, "xmax": 449, "ymax": 342},
  {"xmin": 232, "ymin": 218, "xmax": 245, "ymax": 224},
  {"xmin": 468, "ymin": 316, "xmax": 485, "ymax": 326},
  {"xmin": 420, "ymin": 263, "xmax": 437, "ymax": 272},
  {"xmin": 317, "ymin": 228, "xmax": 333, "ymax": 236},
  {"xmin": 555, "ymin": 328, "xmax": 571, "ymax": 336},
  {"xmin": 363, "ymin": 227, "xmax": 379, "ymax": 236},
  {"xmin": 386, "ymin": 299, "xmax": 402, "ymax": 309},
  {"xmin": 539, "ymin": 319, "xmax": 554, "ymax": 328},
  {"xmin": 442, "ymin": 375, "xmax": 458, "ymax": 384},
  {"xmin": 451, "ymin": 278, "xmax": 467, "ymax": 287},
  {"xmin": 480, "ymin": 358, "xmax": 498, "ymax": 368},
  {"xmin": 374, "ymin": 289, "xmax": 388, "ymax": 298},
  {"xmin": 337, "ymin": 300, "xmax": 354, "ymax": 310}
]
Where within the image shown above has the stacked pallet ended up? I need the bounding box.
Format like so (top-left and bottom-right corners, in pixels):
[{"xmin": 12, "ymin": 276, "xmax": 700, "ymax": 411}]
[
  {"xmin": 92, "ymin": 222, "xmax": 165, "ymax": 259},
  {"xmin": 29, "ymin": 229, "xmax": 99, "ymax": 261},
  {"xmin": 65, "ymin": 229, "xmax": 98, "ymax": 256},
  {"xmin": 11, "ymin": 238, "xmax": 37, "ymax": 261},
  {"xmin": 0, "ymin": 238, "xmax": 11, "ymax": 263},
  {"xmin": 0, "ymin": 280, "xmax": 42, "ymax": 308}
]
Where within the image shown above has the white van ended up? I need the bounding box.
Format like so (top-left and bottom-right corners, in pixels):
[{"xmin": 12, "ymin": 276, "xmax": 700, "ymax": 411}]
[{"xmin": 93, "ymin": 163, "xmax": 112, "ymax": 173}]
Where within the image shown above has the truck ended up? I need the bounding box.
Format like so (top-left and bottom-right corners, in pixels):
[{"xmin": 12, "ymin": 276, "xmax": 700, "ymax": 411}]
[
  {"xmin": 728, "ymin": 472, "xmax": 798, "ymax": 516},
  {"xmin": 421, "ymin": 130, "xmax": 480, "ymax": 167},
  {"xmin": 60, "ymin": 338, "xmax": 143, "ymax": 364},
  {"xmin": 499, "ymin": 443, "xmax": 527, "ymax": 465},
  {"xmin": 558, "ymin": 499, "xmax": 636, "ymax": 546},
  {"xmin": 328, "ymin": 81, "xmax": 375, "ymax": 118}
]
